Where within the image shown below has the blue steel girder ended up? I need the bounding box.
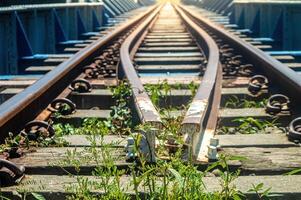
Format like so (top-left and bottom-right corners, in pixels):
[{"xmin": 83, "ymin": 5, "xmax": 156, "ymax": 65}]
[
  {"xmin": 186, "ymin": 0, "xmax": 301, "ymax": 51},
  {"xmin": 237, "ymin": 7, "xmax": 245, "ymax": 28},
  {"xmin": 104, "ymin": 4, "xmax": 116, "ymax": 18},
  {"xmin": 113, "ymin": 0, "xmax": 127, "ymax": 13},
  {"xmin": 92, "ymin": 10, "xmax": 101, "ymax": 31},
  {"xmin": 251, "ymin": 9, "xmax": 260, "ymax": 37},
  {"xmin": 208, "ymin": 0, "xmax": 220, "ymax": 11},
  {"xmin": 229, "ymin": 4, "xmax": 235, "ymax": 24},
  {"xmin": 15, "ymin": 11, "xmax": 33, "ymax": 58},
  {"xmin": 214, "ymin": 0, "xmax": 231, "ymax": 14},
  {"xmin": 53, "ymin": 8, "xmax": 67, "ymax": 43},
  {"xmin": 0, "ymin": 1, "xmax": 155, "ymax": 75},
  {"xmin": 104, "ymin": 0, "xmax": 122, "ymax": 16},
  {"xmin": 120, "ymin": 0, "xmax": 132, "ymax": 11},
  {"xmin": 111, "ymin": 0, "xmax": 128, "ymax": 14},
  {"xmin": 223, "ymin": 2, "xmax": 233, "ymax": 16},
  {"xmin": 102, "ymin": 7, "xmax": 111, "ymax": 25},
  {"xmin": 77, "ymin": 9, "xmax": 87, "ymax": 37},
  {"xmin": 129, "ymin": 0, "xmax": 139, "ymax": 9},
  {"xmin": 127, "ymin": 0, "xmax": 137, "ymax": 9},
  {"xmin": 34, "ymin": 10, "xmax": 56, "ymax": 54},
  {"xmin": 3, "ymin": 13, "xmax": 18, "ymax": 74},
  {"xmin": 272, "ymin": 11, "xmax": 283, "ymax": 46},
  {"xmin": 62, "ymin": 7, "xmax": 77, "ymax": 40},
  {"xmin": 288, "ymin": 6, "xmax": 301, "ymax": 50}
]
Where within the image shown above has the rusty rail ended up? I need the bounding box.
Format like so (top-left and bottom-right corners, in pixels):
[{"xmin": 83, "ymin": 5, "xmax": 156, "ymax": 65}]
[
  {"xmin": 119, "ymin": 5, "xmax": 163, "ymax": 162},
  {"xmin": 175, "ymin": 5, "xmax": 221, "ymax": 162},
  {"xmin": 177, "ymin": 3, "xmax": 301, "ymax": 162},
  {"xmin": 179, "ymin": 4, "xmax": 301, "ymax": 103},
  {"xmin": 0, "ymin": 5, "xmax": 158, "ymax": 142}
]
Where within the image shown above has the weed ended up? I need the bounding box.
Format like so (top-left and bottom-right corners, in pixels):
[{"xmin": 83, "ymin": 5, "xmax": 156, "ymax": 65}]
[
  {"xmin": 53, "ymin": 78, "xmax": 273, "ymax": 199},
  {"xmin": 6, "ymin": 133, "xmax": 22, "ymax": 147},
  {"xmin": 66, "ymin": 177, "xmax": 97, "ymax": 200},
  {"xmin": 63, "ymin": 139, "xmax": 129, "ymax": 199},
  {"xmin": 54, "ymin": 80, "xmax": 133, "ymax": 137},
  {"xmin": 81, "ymin": 118, "xmax": 110, "ymax": 136},
  {"xmin": 53, "ymin": 123, "xmax": 78, "ymax": 136},
  {"xmin": 218, "ymin": 117, "xmax": 281, "ymax": 135},
  {"xmin": 2, "ymin": 77, "xmax": 274, "ymax": 199},
  {"xmin": 144, "ymin": 84, "xmax": 162, "ymax": 107},
  {"xmin": 0, "ymin": 129, "xmax": 68, "ymax": 158},
  {"xmin": 285, "ymin": 168, "xmax": 301, "ymax": 175},
  {"xmin": 168, "ymin": 159, "xmax": 207, "ymax": 199},
  {"xmin": 107, "ymin": 80, "xmax": 133, "ymax": 135},
  {"xmin": 248, "ymin": 183, "xmax": 271, "ymax": 200},
  {"xmin": 206, "ymin": 154, "xmax": 246, "ymax": 199},
  {"xmin": 111, "ymin": 80, "xmax": 132, "ymax": 104},
  {"xmin": 145, "ymin": 81, "xmax": 197, "ymax": 109},
  {"xmin": 188, "ymin": 81, "xmax": 198, "ymax": 97},
  {"xmin": 0, "ymin": 191, "xmax": 10, "ymax": 200},
  {"xmin": 234, "ymin": 117, "xmax": 279, "ymax": 134},
  {"xmin": 1, "ymin": 179, "xmax": 46, "ymax": 200},
  {"xmin": 225, "ymin": 96, "xmax": 267, "ymax": 109},
  {"xmin": 106, "ymin": 102, "xmax": 132, "ymax": 135},
  {"xmin": 56, "ymin": 121, "xmax": 272, "ymax": 200},
  {"xmin": 161, "ymin": 80, "xmax": 172, "ymax": 97}
]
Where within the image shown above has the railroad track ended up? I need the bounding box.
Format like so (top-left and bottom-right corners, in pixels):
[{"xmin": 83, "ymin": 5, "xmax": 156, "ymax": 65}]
[{"xmin": 1, "ymin": 2, "xmax": 301, "ymax": 199}]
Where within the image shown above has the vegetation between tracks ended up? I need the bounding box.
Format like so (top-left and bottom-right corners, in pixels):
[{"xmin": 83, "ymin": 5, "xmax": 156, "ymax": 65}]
[
  {"xmin": 217, "ymin": 117, "xmax": 284, "ymax": 135},
  {"xmin": 1, "ymin": 80, "xmax": 274, "ymax": 200},
  {"xmin": 225, "ymin": 96, "xmax": 268, "ymax": 109}
]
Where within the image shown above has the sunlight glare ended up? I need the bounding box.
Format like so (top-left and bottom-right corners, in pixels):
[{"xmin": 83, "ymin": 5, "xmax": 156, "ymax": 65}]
[{"xmin": 156, "ymin": 0, "xmax": 180, "ymax": 3}]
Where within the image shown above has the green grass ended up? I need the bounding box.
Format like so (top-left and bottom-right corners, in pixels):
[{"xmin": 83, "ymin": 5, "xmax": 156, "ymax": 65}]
[
  {"xmin": 144, "ymin": 80, "xmax": 198, "ymax": 109},
  {"xmin": 217, "ymin": 117, "xmax": 282, "ymax": 135},
  {"xmin": 225, "ymin": 95, "xmax": 267, "ymax": 109},
  {"xmin": 56, "ymin": 130, "xmax": 272, "ymax": 200},
  {"xmin": 1, "ymin": 80, "xmax": 274, "ymax": 200}
]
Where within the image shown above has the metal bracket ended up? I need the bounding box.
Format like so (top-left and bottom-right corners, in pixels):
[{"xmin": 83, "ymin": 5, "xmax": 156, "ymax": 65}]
[
  {"xmin": 125, "ymin": 132, "xmax": 154, "ymax": 163},
  {"xmin": 206, "ymin": 137, "xmax": 220, "ymax": 162},
  {"xmin": 248, "ymin": 75, "xmax": 269, "ymax": 95},
  {"xmin": 69, "ymin": 78, "xmax": 92, "ymax": 93},
  {"xmin": 50, "ymin": 98, "xmax": 76, "ymax": 115},
  {"xmin": 288, "ymin": 117, "xmax": 301, "ymax": 142},
  {"xmin": 22, "ymin": 120, "xmax": 55, "ymax": 140},
  {"xmin": 0, "ymin": 159, "xmax": 25, "ymax": 187},
  {"xmin": 266, "ymin": 94, "xmax": 290, "ymax": 115}
]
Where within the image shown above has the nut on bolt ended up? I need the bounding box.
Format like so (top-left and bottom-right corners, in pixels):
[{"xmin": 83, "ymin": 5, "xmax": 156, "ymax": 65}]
[
  {"xmin": 125, "ymin": 136, "xmax": 136, "ymax": 162},
  {"xmin": 207, "ymin": 137, "xmax": 219, "ymax": 161},
  {"xmin": 124, "ymin": 133, "xmax": 151, "ymax": 162},
  {"xmin": 210, "ymin": 137, "xmax": 219, "ymax": 147}
]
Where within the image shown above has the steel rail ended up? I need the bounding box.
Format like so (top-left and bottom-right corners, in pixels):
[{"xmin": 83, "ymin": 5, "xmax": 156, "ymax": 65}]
[
  {"xmin": 174, "ymin": 5, "xmax": 221, "ymax": 162},
  {"xmin": 119, "ymin": 5, "xmax": 163, "ymax": 162},
  {"xmin": 0, "ymin": 5, "xmax": 158, "ymax": 142},
  {"xmin": 179, "ymin": 4, "xmax": 301, "ymax": 103}
]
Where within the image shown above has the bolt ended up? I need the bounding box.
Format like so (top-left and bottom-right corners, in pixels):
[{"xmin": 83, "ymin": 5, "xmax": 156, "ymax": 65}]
[
  {"xmin": 207, "ymin": 145, "xmax": 218, "ymax": 161},
  {"xmin": 210, "ymin": 137, "xmax": 219, "ymax": 147}
]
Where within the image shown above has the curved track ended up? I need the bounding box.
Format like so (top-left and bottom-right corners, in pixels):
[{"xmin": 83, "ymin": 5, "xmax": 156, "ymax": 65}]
[{"xmin": 1, "ymin": 2, "xmax": 301, "ymax": 198}]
